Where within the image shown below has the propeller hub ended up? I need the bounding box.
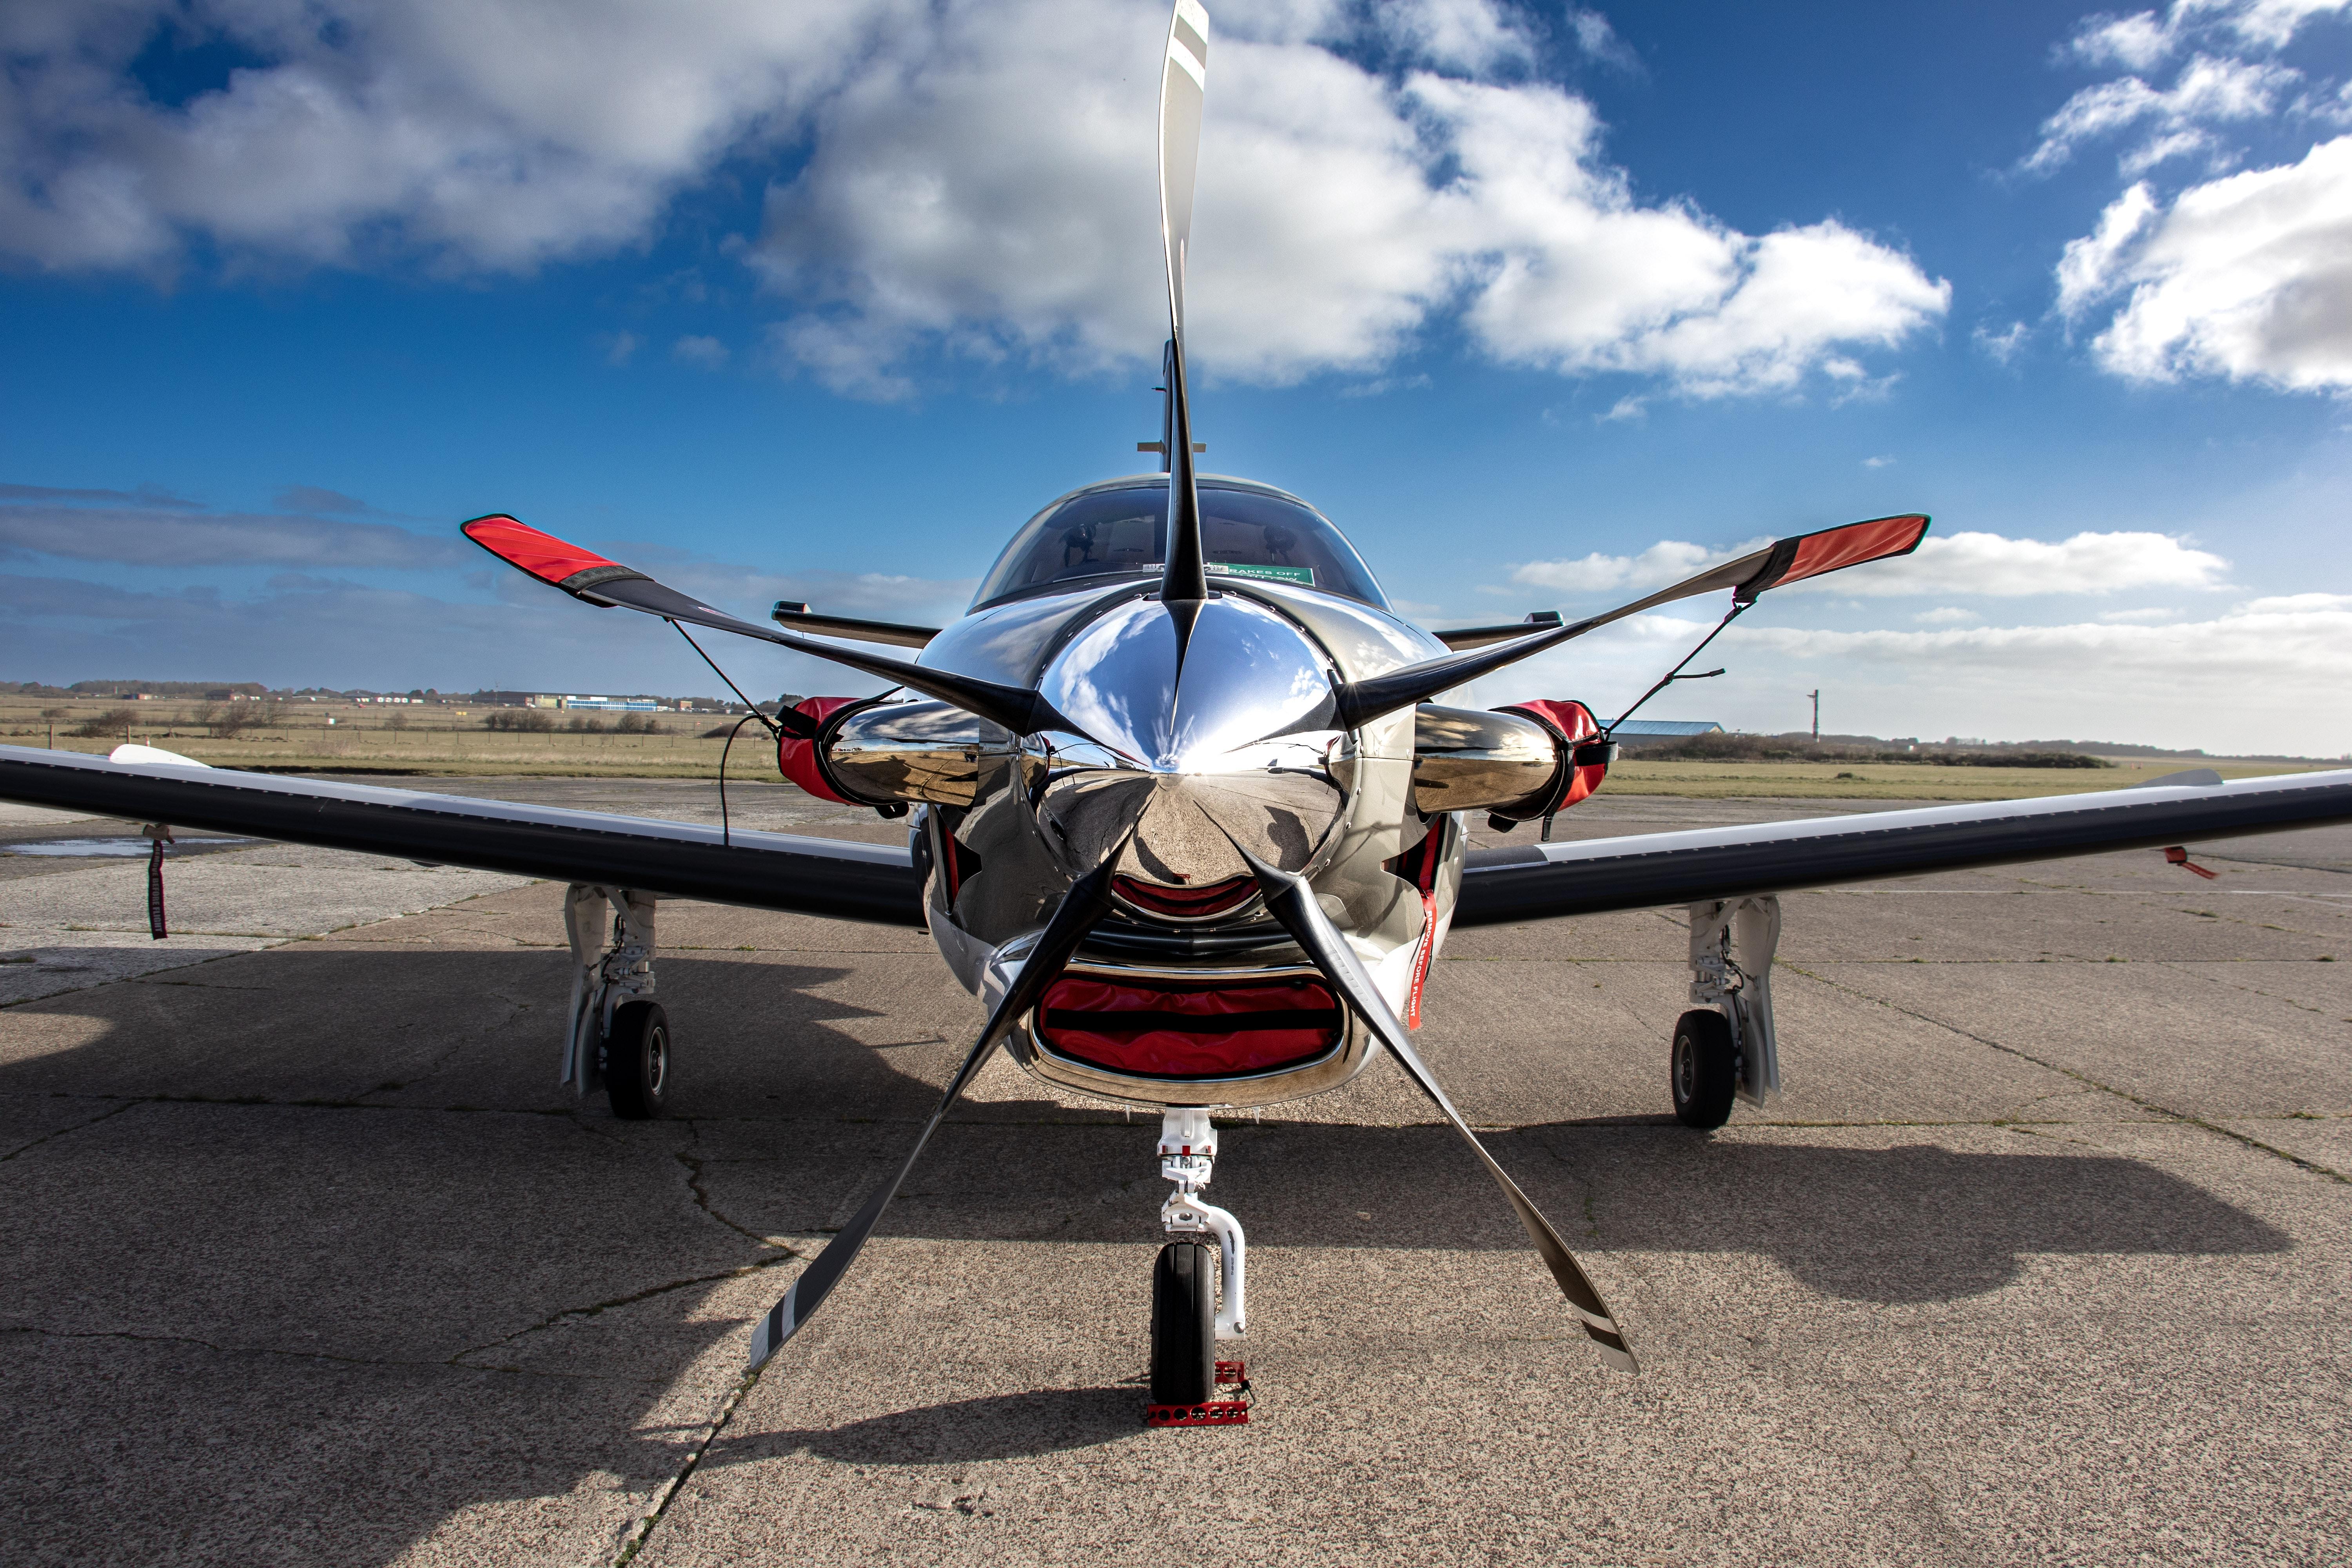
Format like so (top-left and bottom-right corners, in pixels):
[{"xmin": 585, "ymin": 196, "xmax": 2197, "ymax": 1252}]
[{"xmin": 1032, "ymin": 596, "xmax": 1347, "ymax": 908}]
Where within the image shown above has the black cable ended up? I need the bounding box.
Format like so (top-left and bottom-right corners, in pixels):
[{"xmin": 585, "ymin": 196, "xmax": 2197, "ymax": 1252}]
[
  {"xmin": 671, "ymin": 620, "xmax": 780, "ymax": 739},
  {"xmin": 716, "ymin": 711, "xmax": 762, "ymax": 848},
  {"xmin": 1604, "ymin": 601, "xmax": 1748, "ymax": 737}
]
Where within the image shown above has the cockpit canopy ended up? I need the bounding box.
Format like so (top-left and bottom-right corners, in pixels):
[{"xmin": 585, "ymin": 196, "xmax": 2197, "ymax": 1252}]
[{"xmin": 972, "ymin": 476, "xmax": 1388, "ymax": 611}]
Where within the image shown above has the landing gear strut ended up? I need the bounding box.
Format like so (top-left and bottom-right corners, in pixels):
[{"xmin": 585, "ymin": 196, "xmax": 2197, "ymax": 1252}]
[
  {"xmin": 563, "ymin": 884, "xmax": 668, "ymax": 1119},
  {"xmin": 1146, "ymin": 1108, "xmax": 1249, "ymax": 1426},
  {"xmin": 1677, "ymin": 895, "xmax": 1782, "ymax": 1128}
]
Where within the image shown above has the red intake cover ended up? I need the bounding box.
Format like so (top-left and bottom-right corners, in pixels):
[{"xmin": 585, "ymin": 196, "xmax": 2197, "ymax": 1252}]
[
  {"xmin": 1037, "ymin": 975, "xmax": 1343, "ymax": 1078},
  {"xmin": 1498, "ymin": 699, "xmax": 1608, "ymax": 817},
  {"xmin": 775, "ymin": 697, "xmax": 871, "ymax": 804}
]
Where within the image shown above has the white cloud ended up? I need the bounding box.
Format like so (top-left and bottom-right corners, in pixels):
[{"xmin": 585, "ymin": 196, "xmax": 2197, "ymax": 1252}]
[
  {"xmin": 2057, "ymin": 183, "xmax": 2161, "ymax": 316},
  {"xmin": 0, "ymin": 0, "xmax": 1947, "ymax": 405},
  {"xmin": 2034, "ymin": 1, "xmax": 2352, "ymax": 390},
  {"xmin": 1385, "ymin": 0, "xmax": 1535, "ymax": 74},
  {"xmin": 758, "ymin": 28, "xmax": 1948, "ymax": 396},
  {"xmin": 2022, "ymin": 53, "xmax": 2298, "ymax": 176},
  {"xmin": 599, "ymin": 330, "xmax": 642, "ymax": 367},
  {"xmin": 2063, "ymin": 1, "xmax": 2351, "ymax": 71},
  {"xmin": 1566, "ymin": 8, "xmax": 1642, "ymax": 73},
  {"xmin": 0, "ymin": 0, "xmax": 903, "ymax": 273},
  {"xmin": 1808, "ymin": 528, "xmax": 2232, "ymax": 596},
  {"xmin": 671, "ymin": 334, "xmax": 730, "ymax": 369},
  {"xmin": 2067, "ymin": 136, "xmax": 2352, "ymax": 387},
  {"xmin": 2239, "ymin": 590, "xmax": 2352, "ymax": 611},
  {"xmin": 1509, "ymin": 537, "xmax": 1767, "ymax": 595},
  {"xmin": 1861, "ymin": 454, "xmax": 1896, "ymax": 468},
  {"xmin": 2098, "ymin": 605, "xmax": 2183, "ymax": 622},
  {"xmin": 2070, "ymin": 11, "xmax": 2181, "ymax": 71},
  {"xmin": 1510, "ymin": 527, "xmax": 2230, "ymax": 601},
  {"xmin": 1913, "ymin": 606, "xmax": 1980, "ymax": 625},
  {"xmin": 1498, "ymin": 594, "xmax": 2352, "ymax": 756},
  {"xmin": 1973, "ymin": 319, "xmax": 2031, "ymax": 362}
]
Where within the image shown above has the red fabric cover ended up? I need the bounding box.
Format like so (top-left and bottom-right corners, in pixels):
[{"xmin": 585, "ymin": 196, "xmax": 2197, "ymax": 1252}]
[
  {"xmin": 1112, "ymin": 874, "xmax": 1256, "ymax": 918},
  {"xmin": 775, "ymin": 697, "xmax": 867, "ymax": 804},
  {"xmin": 1779, "ymin": 514, "xmax": 1928, "ymax": 588},
  {"xmin": 1499, "ymin": 699, "xmax": 1608, "ymax": 815},
  {"xmin": 461, "ymin": 514, "xmax": 618, "ymax": 585},
  {"xmin": 1037, "ymin": 975, "xmax": 1343, "ymax": 1078}
]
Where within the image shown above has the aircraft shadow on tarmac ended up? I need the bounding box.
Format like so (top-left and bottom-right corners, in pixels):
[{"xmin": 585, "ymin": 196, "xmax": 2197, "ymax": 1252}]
[
  {"xmin": 0, "ymin": 945, "xmax": 2300, "ymax": 1554},
  {"xmin": 711, "ymin": 1387, "xmax": 1151, "ymax": 1469}
]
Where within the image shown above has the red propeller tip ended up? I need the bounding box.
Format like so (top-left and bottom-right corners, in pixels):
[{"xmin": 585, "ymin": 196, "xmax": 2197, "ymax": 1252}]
[{"xmin": 461, "ymin": 514, "xmax": 621, "ymax": 588}]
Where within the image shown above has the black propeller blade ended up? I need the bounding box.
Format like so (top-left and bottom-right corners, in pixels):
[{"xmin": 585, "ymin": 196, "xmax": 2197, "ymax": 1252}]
[
  {"xmin": 1229, "ymin": 842, "xmax": 1639, "ymax": 1372},
  {"xmin": 744, "ymin": 854, "xmax": 1124, "ymax": 1371},
  {"xmin": 1155, "ymin": 0, "xmax": 1210, "ymax": 611},
  {"xmin": 1328, "ymin": 514, "xmax": 1931, "ymax": 731},
  {"xmin": 461, "ymin": 514, "xmax": 1068, "ymax": 736}
]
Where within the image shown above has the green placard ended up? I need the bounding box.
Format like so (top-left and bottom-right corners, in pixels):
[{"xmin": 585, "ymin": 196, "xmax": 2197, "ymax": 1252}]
[{"xmin": 1208, "ymin": 562, "xmax": 1314, "ymax": 585}]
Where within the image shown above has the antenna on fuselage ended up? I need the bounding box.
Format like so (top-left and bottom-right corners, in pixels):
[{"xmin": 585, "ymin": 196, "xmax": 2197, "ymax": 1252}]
[{"xmin": 1155, "ymin": 0, "xmax": 1210, "ymax": 608}]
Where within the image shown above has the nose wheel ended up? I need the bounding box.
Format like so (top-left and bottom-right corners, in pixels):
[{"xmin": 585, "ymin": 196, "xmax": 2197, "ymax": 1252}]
[
  {"xmin": 1150, "ymin": 1241, "xmax": 1216, "ymax": 1404},
  {"xmin": 1143, "ymin": 1109, "xmax": 1251, "ymax": 1426}
]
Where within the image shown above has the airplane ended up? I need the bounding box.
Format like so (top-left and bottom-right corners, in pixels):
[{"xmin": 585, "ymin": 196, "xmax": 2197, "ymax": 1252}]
[{"xmin": 5, "ymin": 0, "xmax": 2350, "ymax": 1426}]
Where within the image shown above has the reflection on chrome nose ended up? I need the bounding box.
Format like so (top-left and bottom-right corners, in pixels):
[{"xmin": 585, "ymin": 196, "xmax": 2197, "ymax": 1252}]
[
  {"xmin": 1039, "ymin": 757, "xmax": 1345, "ymax": 886},
  {"xmin": 1031, "ymin": 595, "xmax": 1348, "ymax": 906}
]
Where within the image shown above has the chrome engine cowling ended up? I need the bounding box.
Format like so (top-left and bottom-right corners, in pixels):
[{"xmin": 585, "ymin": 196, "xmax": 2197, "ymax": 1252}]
[
  {"xmin": 823, "ymin": 700, "xmax": 1018, "ymax": 808},
  {"xmin": 1407, "ymin": 704, "xmax": 1564, "ymax": 816}
]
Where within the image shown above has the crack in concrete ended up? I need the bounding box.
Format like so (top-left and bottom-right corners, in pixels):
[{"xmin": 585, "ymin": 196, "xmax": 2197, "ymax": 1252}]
[
  {"xmin": 452, "ymin": 1254, "xmax": 799, "ymax": 1368},
  {"xmin": 1783, "ymin": 962, "xmax": 2349, "ymax": 1185},
  {"xmin": 613, "ymin": 1367, "xmax": 764, "ymax": 1566},
  {"xmin": 0, "ymin": 1097, "xmax": 137, "ymax": 1161}
]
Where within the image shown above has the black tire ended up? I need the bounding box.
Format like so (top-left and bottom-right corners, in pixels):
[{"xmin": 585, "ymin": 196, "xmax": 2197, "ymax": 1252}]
[
  {"xmin": 1149, "ymin": 1241, "xmax": 1216, "ymax": 1406},
  {"xmin": 603, "ymin": 1000, "xmax": 671, "ymax": 1120},
  {"xmin": 1670, "ymin": 1008, "xmax": 1737, "ymax": 1130}
]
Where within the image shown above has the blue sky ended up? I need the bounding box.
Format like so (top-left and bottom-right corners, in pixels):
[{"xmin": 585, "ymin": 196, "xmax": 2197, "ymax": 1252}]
[{"xmin": 3, "ymin": 0, "xmax": 2348, "ymax": 754}]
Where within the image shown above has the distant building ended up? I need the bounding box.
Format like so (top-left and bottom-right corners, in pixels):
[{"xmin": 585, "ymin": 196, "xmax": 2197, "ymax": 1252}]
[
  {"xmin": 1612, "ymin": 720, "xmax": 1724, "ymax": 738},
  {"xmin": 561, "ymin": 697, "xmax": 659, "ymax": 712}
]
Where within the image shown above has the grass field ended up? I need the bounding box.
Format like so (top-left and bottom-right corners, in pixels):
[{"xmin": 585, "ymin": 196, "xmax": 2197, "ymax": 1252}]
[{"xmin": 4, "ymin": 694, "xmax": 2330, "ymax": 799}]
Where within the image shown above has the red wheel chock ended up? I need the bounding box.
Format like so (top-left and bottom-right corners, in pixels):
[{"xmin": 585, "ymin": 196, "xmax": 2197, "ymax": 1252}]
[{"xmin": 1145, "ymin": 1361, "xmax": 1250, "ymax": 1426}]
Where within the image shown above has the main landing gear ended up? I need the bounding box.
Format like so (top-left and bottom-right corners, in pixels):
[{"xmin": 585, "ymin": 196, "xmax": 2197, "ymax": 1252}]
[
  {"xmin": 1145, "ymin": 1108, "xmax": 1250, "ymax": 1426},
  {"xmin": 563, "ymin": 884, "xmax": 670, "ymax": 1120},
  {"xmin": 1674, "ymin": 895, "xmax": 1782, "ymax": 1130}
]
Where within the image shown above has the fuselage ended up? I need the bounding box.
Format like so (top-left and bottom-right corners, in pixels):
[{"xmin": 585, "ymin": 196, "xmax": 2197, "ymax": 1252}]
[{"xmin": 886, "ymin": 472, "xmax": 1466, "ymax": 1111}]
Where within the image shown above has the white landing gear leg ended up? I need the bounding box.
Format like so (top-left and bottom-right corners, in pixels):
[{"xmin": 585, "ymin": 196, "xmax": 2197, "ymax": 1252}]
[
  {"xmin": 563, "ymin": 885, "xmax": 669, "ymax": 1119},
  {"xmin": 1673, "ymin": 895, "xmax": 1782, "ymax": 1129},
  {"xmin": 1146, "ymin": 1108, "xmax": 1250, "ymax": 1424}
]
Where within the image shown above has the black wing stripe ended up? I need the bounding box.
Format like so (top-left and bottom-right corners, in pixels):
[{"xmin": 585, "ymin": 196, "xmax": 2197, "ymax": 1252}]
[
  {"xmin": 0, "ymin": 746, "xmax": 923, "ymax": 926},
  {"xmin": 1455, "ymin": 769, "xmax": 2352, "ymax": 926}
]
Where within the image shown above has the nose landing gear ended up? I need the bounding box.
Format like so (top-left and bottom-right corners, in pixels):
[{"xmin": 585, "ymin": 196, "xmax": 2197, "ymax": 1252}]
[{"xmin": 1145, "ymin": 1108, "xmax": 1251, "ymax": 1426}]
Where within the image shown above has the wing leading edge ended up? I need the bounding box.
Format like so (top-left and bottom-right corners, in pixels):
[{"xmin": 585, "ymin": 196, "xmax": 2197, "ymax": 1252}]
[
  {"xmin": 0, "ymin": 746, "xmax": 923, "ymax": 926},
  {"xmin": 1455, "ymin": 769, "xmax": 2352, "ymax": 926}
]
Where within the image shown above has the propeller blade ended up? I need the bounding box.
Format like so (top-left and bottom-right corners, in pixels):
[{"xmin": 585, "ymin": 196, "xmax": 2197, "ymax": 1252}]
[
  {"xmin": 461, "ymin": 514, "xmax": 1064, "ymax": 735},
  {"xmin": 1328, "ymin": 513, "xmax": 1930, "ymax": 730},
  {"xmin": 1156, "ymin": 0, "xmax": 1211, "ymax": 606},
  {"xmin": 1229, "ymin": 843, "xmax": 1638, "ymax": 1373},
  {"xmin": 744, "ymin": 855, "xmax": 1124, "ymax": 1371}
]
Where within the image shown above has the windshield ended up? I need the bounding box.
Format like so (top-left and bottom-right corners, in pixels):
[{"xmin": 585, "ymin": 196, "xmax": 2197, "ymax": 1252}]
[{"xmin": 973, "ymin": 482, "xmax": 1388, "ymax": 609}]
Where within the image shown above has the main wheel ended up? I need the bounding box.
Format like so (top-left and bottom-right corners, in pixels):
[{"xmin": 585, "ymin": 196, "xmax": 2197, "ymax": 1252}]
[
  {"xmin": 1670, "ymin": 1008, "xmax": 1737, "ymax": 1130},
  {"xmin": 1149, "ymin": 1241, "xmax": 1216, "ymax": 1406},
  {"xmin": 603, "ymin": 1000, "xmax": 671, "ymax": 1120}
]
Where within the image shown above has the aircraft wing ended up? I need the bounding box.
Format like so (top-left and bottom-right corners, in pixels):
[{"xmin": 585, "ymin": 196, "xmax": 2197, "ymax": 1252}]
[
  {"xmin": 1454, "ymin": 768, "xmax": 2352, "ymax": 926},
  {"xmin": 0, "ymin": 745, "xmax": 924, "ymax": 926}
]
